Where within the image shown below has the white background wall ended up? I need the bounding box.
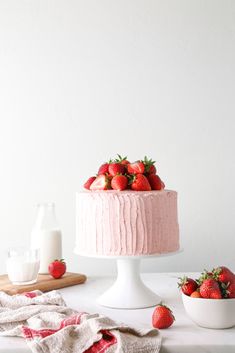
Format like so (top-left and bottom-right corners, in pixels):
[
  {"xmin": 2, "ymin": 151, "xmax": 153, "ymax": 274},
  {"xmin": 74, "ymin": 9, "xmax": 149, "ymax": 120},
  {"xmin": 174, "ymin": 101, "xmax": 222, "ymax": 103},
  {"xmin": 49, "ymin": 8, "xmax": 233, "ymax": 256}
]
[{"xmin": 0, "ymin": 0, "xmax": 235, "ymax": 276}]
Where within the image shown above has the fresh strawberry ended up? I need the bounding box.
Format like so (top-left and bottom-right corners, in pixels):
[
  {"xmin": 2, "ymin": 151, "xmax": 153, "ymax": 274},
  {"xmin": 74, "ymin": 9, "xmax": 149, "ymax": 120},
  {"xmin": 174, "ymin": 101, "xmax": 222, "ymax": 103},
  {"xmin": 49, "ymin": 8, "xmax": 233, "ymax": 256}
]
[
  {"xmin": 142, "ymin": 156, "xmax": 157, "ymax": 174},
  {"xmin": 108, "ymin": 163, "xmax": 125, "ymax": 176},
  {"xmin": 115, "ymin": 154, "xmax": 130, "ymax": 165},
  {"xmin": 90, "ymin": 175, "xmax": 110, "ymax": 190},
  {"xmin": 127, "ymin": 161, "xmax": 145, "ymax": 174},
  {"xmin": 210, "ymin": 291, "xmax": 223, "ymax": 299},
  {"xmin": 161, "ymin": 180, "xmax": 165, "ymax": 189},
  {"xmin": 197, "ymin": 270, "xmax": 214, "ymax": 286},
  {"xmin": 48, "ymin": 259, "xmax": 66, "ymax": 279},
  {"xmin": 190, "ymin": 291, "xmax": 202, "ymax": 298},
  {"xmin": 149, "ymin": 164, "xmax": 157, "ymax": 174},
  {"xmin": 131, "ymin": 174, "xmax": 151, "ymax": 191},
  {"xmin": 178, "ymin": 276, "xmax": 198, "ymax": 296},
  {"xmin": 199, "ymin": 278, "xmax": 222, "ymax": 299},
  {"xmin": 111, "ymin": 175, "xmax": 128, "ymax": 191},
  {"xmin": 98, "ymin": 163, "xmax": 110, "ymax": 175},
  {"xmin": 147, "ymin": 174, "xmax": 164, "ymax": 190},
  {"xmin": 152, "ymin": 304, "xmax": 175, "ymax": 329},
  {"xmin": 212, "ymin": 266, "xmax": 235, "ymax": 284},
  {"xmin": 226, "ymin": 281, "xmax": 235, "ymax": 298},
  {"xmin": 120, "ymin": 159, "xmax": 130, "ymax": 165},
  {"xmin": 84, "ymin": 176, "xmax": 96, "ymax": 190}
]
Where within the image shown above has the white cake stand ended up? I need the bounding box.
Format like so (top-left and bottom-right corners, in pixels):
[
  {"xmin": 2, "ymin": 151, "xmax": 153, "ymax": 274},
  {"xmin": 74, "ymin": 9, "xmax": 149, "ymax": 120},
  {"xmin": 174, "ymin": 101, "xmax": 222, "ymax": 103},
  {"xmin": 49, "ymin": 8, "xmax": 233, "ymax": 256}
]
[{"xmin": 77, "ymin": 250, "xmax": 182, "ymax": 309}]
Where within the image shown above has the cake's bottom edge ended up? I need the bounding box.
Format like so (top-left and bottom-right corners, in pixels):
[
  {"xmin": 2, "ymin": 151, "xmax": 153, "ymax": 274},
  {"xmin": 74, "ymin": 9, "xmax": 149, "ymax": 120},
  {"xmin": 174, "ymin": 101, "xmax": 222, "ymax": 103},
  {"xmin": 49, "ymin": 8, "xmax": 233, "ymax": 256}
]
[{"xmin": 74, "ymin": 246, "xmax": 180, "ymax": 259}]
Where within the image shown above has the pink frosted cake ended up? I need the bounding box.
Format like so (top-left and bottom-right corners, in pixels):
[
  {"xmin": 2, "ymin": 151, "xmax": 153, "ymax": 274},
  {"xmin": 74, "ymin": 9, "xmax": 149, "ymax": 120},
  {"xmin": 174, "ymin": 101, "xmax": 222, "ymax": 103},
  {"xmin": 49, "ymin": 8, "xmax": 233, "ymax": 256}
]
[
  {"xmin": 75, "ymin": 155, "xmax": 179, "ymax": 257},
  {"xmin": 75, "ymin": 190, "xmax": 179, "ymax": 256}
]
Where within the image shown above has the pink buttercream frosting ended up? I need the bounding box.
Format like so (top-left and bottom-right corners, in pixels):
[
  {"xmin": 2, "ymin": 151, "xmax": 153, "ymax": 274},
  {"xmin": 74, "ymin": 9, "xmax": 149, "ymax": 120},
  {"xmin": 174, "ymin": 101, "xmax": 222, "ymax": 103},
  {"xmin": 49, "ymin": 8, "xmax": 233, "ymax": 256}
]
[{"xmin": 75, "ymin": 190, "xmax": 179, "ymax": 256}]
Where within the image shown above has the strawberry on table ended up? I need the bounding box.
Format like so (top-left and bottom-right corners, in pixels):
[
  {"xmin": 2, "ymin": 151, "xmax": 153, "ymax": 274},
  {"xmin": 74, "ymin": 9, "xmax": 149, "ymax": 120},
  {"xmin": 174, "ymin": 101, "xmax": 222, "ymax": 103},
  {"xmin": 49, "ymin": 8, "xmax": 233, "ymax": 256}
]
[
  {"xmin": 130, "ymin": 174, "xmax": 151, "ymax": 191},
  {"xmin": 111, "ymin": 175, "xmax": 128, "ymax": 191},
  {"xmin": 48, "ymin": 259, "xmax": 66, "ymax": 279},
  {"xmin": 127, "ymin": 161, "xmax": 145, "ymax": 174},
  {"xmin": 84, "ymin": 176, "xmax": 96, "ymax": 190},
  {"xmin": 108, "ymin": 163, "xmax": 125, "ymax": 176},
  {"xmin": 178, "ymin": 276, "xmax": 198, "ymax": 296},
  {"xmin": 90, "ymin": 175, "xmax": 110, "ymax": 190},
  {"xmin": 147, "ymin": 174, "xmax": 164, "ymax": 190},
  {"xmin": 199, "ymin": 278, "xmax": 222, "ymax": 299},
  {"xmin": 152, "ymin": 304, "xmax": 175, "ymax": 329}
]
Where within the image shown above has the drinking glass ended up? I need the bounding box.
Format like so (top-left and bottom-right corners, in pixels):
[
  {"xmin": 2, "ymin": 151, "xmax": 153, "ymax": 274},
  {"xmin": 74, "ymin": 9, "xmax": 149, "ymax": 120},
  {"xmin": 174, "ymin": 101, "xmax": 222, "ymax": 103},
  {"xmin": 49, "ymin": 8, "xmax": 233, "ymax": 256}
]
[{"xmin": 6, "ymin": 247, "xmax": 40, "ymax": 285}]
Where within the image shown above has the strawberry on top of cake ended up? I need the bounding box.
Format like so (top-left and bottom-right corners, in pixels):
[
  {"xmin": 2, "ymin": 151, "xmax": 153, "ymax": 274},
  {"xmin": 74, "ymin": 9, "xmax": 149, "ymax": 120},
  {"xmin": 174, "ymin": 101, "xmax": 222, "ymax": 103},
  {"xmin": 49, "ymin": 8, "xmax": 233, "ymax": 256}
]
[{"xmin": 84, "ymin": 155, "xmax": 165, "ymax": 191}]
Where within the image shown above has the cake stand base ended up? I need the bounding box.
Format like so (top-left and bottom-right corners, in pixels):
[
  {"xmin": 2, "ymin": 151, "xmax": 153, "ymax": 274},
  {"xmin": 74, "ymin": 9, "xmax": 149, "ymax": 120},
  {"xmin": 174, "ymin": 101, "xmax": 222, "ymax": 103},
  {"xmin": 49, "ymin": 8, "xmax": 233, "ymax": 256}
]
[{"xmin": 97, "ymin": 258, "xmax": 161, "ymax": 309}]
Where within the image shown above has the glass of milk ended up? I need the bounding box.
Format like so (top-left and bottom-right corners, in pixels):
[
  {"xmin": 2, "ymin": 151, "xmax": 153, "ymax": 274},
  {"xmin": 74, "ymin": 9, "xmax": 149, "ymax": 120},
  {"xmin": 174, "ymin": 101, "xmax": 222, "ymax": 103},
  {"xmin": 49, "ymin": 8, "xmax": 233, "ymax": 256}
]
[{"xmin": 6, "ymin": 247, "xmax": 40, "ymax": 285}]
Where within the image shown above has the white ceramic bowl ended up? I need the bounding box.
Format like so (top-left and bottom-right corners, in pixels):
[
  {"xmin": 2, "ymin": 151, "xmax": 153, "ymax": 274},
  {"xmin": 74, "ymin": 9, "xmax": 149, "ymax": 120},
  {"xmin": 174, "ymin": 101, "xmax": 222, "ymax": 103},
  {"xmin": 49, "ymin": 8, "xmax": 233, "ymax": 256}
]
[{"xmin": 182, "ymin": 292, "xmax": 235, "ymax": 329}]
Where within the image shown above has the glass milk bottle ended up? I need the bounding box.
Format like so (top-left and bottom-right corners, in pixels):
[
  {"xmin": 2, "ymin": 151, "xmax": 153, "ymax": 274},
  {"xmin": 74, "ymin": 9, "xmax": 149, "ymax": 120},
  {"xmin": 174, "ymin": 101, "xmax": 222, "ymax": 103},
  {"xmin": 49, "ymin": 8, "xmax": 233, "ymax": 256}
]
[{"xmin": 31, "ymin": 203, "xmax": 62, "ymax": 273}]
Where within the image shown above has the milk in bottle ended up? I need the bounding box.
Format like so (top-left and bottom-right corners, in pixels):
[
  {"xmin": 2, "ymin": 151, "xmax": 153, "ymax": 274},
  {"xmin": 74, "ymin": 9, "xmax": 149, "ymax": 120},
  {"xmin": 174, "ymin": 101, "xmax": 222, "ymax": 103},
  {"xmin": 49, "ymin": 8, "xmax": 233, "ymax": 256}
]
[{"xmin": 31, "ymin": 203, "xmax": 62, "ymax": 273}]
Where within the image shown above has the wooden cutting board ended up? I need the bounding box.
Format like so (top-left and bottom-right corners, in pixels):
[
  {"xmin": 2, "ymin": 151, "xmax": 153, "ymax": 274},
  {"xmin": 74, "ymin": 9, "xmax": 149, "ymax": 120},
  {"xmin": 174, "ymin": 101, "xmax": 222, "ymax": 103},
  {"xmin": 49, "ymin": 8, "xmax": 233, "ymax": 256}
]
[{"xmin": 0, "ymin": 272, "xmax": 87, "ymax": 295}]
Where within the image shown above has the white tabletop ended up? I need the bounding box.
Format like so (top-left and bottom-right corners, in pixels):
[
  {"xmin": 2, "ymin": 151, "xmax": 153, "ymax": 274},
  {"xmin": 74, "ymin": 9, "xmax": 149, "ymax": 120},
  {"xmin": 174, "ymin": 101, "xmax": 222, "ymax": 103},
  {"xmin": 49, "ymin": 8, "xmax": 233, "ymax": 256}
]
[{"xmin": 0, "ymin": 273, "xmax": 235, "ymax": 353}]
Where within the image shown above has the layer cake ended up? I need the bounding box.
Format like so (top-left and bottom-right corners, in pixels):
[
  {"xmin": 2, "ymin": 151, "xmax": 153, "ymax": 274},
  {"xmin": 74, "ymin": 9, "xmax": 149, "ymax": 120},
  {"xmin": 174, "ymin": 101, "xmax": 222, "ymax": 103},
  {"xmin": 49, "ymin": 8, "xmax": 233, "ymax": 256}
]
[{"xmin": 75, "ymin": 189, "xmax": 179, "ymax": 257}]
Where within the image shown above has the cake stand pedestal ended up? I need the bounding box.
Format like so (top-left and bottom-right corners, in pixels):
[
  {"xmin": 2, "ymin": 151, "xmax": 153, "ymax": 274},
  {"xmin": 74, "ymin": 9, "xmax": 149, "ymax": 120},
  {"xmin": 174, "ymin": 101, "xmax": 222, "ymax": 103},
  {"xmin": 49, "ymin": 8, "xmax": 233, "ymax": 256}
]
[
  {"xmin": 78, "ymin": 250, "xmax": 182, "ymax": 309},
  {"xmin": 97, "ymin": 257, "xmax": 160, "ymax": 309}
]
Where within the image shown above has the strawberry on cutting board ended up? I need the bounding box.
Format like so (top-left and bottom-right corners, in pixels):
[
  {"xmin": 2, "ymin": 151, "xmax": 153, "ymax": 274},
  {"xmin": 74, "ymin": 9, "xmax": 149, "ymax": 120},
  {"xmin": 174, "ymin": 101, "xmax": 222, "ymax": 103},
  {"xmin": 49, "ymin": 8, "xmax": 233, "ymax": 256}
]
[
  {"xmin": 152, "ymin": 304, "xmax": 175, "ymax": 329},
  {"xmin": 48, "ymin": 259, "xmax": 66, "ymax": 279}
]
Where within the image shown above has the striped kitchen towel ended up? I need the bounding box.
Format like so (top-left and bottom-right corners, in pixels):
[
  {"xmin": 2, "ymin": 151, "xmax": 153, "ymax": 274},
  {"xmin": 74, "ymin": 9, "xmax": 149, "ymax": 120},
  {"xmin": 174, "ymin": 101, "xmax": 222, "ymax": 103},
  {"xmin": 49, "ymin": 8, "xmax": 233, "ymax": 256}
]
[{"xmin": 0, "ymin": 290, "xmax": 161, "ymax": 353}]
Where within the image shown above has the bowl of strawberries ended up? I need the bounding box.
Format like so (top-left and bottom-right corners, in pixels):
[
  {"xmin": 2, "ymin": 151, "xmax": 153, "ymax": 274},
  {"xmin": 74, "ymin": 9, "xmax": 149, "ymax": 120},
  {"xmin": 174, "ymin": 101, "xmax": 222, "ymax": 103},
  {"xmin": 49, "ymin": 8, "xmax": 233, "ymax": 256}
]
[{"xmin": 178, "ymin": 266, "xmax": 235, "ymax": 329}]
